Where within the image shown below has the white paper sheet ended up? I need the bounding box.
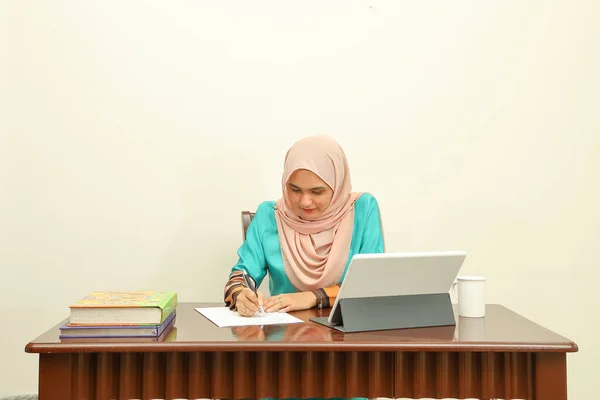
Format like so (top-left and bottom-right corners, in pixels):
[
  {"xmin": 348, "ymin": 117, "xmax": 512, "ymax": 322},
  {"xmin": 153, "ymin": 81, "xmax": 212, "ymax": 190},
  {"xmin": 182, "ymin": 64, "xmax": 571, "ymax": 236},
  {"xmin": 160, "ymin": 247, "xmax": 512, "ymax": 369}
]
[{"xmin": 195, "ymin": 306, "xmax": 303, "ymax": 327}]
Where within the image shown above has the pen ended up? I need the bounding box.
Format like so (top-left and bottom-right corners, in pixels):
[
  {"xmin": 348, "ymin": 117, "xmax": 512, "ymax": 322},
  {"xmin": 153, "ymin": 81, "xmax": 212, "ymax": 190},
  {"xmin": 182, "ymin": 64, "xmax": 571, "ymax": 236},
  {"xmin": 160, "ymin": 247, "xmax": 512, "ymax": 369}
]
[{"xmin": 242, "ymin": 269, "xmax": 265, "ymax": 313}]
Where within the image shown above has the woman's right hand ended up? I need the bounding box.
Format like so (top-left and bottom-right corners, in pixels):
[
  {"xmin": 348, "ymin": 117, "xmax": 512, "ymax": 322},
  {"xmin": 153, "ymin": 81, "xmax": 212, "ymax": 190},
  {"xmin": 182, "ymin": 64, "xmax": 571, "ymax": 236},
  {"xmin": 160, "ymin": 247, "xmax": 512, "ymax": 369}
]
[{"xmin": 236, "ymin": 288, "xmax": 265, "ymax": 317}]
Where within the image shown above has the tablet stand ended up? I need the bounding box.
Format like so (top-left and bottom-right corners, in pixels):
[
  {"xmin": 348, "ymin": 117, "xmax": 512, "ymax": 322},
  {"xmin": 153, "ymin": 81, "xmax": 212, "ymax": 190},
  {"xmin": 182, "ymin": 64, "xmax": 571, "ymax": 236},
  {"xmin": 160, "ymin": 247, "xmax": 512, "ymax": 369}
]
[{"xmin": 310, "ymin": 293, "xmax": 456, "ymax": 333}]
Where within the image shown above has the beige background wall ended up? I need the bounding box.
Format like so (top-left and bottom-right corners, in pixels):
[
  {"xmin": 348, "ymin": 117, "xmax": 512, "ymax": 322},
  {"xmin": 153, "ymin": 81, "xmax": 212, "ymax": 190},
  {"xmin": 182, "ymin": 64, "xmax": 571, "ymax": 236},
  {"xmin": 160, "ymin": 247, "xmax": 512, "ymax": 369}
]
[{"xmin": 2, "ymin": 1, "xmax": 599, "ymax": 398}]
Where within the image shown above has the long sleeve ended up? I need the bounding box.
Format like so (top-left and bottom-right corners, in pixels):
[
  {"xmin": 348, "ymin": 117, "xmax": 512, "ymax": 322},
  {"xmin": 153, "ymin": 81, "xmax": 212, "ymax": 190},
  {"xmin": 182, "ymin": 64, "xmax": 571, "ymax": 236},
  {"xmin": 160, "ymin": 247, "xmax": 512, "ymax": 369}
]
[
  {"xmin": 224, "ymin": 203, "xmax": 270, "ymax": 310},
  {"xmin": 310, "ymin": 283, "xmax": 341, "ymax": 309},
  {"xmin": 357, "ymin": 194, "xmax": 385, "ymax": 254}
]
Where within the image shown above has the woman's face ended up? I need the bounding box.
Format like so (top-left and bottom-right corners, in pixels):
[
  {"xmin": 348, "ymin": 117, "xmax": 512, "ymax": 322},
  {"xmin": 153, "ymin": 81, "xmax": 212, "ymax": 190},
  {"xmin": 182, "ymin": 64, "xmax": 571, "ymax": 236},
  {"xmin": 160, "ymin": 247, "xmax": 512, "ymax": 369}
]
[{"xmin": 286, "ymin": 169, "xmax": 333, "ymax": 220}]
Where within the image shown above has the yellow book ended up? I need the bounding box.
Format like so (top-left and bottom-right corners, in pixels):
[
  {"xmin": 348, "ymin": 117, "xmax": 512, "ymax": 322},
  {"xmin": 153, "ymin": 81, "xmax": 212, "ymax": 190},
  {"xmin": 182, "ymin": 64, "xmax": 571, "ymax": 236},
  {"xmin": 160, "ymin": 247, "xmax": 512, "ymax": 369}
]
[{"xmin": 69, "ymin": 291, "xmax": 177, "ymax": 325}]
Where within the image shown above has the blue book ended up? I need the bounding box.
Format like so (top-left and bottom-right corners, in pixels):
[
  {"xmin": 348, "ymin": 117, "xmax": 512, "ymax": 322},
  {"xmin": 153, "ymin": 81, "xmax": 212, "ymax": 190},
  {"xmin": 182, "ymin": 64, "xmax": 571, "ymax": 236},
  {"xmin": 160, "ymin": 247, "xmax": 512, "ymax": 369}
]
[{"xmin": 59, "ymin": 310, "xmax": 176, "ymax": 338}]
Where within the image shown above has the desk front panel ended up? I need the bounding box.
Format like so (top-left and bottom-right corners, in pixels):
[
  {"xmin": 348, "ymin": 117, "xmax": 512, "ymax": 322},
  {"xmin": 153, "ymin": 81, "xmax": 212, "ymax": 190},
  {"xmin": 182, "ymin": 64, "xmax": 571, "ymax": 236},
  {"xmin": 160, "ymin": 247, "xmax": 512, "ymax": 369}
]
[{"xmin": 38, "ymin": 349, "xmax": 549, "ymax": 400}]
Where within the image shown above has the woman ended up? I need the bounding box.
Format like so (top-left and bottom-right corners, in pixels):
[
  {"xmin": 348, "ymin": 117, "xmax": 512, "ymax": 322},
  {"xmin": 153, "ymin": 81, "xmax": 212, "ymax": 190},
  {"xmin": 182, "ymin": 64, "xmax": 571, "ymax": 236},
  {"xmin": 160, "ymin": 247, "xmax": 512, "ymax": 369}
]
[{"xmin": 224, "ymin": 134, "xmax": 385, "ymax": 316}]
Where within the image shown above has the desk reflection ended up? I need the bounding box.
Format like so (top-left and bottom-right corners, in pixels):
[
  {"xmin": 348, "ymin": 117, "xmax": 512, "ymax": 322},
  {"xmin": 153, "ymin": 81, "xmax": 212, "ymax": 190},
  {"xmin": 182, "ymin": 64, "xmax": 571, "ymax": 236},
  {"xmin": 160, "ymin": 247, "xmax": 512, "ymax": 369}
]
[
  {"xmin": 232, "ymin": 322, "xmax": 333, "ymax": 342},
  {"xmin": 231, "ymin": 318, "xmax": 458, "ymax": 343},
  {"xmin": 455, "ymin": 316, "xmax": 486, "ymax": 341}
]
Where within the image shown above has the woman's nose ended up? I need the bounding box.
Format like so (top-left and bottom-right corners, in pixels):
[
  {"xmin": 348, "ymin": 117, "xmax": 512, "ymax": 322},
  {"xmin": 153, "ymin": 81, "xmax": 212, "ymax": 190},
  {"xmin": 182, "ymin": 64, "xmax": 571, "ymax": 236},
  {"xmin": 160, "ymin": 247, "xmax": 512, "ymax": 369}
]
[{"xmin": 300, "ymin": 194, "xmax": 312, "ymax": 207}]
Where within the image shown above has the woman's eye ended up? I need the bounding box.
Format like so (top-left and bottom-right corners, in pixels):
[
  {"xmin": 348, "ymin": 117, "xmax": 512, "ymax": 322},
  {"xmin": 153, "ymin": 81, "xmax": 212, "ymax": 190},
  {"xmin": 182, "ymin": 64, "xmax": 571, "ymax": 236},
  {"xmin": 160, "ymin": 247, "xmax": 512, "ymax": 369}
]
[{"xmin": 312, "ymin": 191, "xmax": 323, "ymax": 195}]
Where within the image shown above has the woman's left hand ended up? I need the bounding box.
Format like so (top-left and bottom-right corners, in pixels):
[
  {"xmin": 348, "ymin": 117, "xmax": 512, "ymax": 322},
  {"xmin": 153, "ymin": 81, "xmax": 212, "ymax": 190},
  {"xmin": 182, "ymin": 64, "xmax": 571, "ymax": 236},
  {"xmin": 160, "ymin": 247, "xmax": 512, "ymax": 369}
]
[{"xmin": 263, "ymin": 292, "xmax": 317, "ymax": 313}]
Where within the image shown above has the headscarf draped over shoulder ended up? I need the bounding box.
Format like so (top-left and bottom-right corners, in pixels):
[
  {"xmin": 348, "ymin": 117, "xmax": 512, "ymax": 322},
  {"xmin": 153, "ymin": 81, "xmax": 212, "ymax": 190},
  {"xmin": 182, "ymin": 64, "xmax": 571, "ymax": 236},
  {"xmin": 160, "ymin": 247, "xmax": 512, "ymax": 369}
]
[{"xmin": 275, "ymin": 135, "xmax": 361, "ymax": 291}]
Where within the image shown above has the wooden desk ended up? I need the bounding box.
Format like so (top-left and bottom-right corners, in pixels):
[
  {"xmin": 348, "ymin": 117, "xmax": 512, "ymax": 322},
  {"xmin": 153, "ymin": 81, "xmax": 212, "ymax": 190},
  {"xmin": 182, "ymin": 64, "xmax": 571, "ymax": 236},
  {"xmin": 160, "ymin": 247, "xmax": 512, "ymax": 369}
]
[{"xmin": 26, "ymin": 303, "xmax": 577, "ymax": 400}]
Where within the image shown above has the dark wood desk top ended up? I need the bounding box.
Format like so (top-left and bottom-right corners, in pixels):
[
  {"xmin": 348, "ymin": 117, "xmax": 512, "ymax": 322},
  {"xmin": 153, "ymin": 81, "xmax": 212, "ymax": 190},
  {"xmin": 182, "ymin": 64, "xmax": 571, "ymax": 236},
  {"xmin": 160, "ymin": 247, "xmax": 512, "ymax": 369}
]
[{"xmin": 25, "ymin": 302, "xmax": 577, "ymax": 354}]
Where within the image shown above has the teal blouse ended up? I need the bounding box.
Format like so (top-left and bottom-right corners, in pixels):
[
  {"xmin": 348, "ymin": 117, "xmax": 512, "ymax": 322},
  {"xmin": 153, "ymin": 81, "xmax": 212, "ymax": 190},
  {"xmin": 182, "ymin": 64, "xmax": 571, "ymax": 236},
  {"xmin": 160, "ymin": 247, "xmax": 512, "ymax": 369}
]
[
  {"xmin": 231, "ymin": 192, "xmax": 385, "ymax": 295},
  {"xmin": 228, "ymin": 193, "xmax": 384, "ymax": 400}
]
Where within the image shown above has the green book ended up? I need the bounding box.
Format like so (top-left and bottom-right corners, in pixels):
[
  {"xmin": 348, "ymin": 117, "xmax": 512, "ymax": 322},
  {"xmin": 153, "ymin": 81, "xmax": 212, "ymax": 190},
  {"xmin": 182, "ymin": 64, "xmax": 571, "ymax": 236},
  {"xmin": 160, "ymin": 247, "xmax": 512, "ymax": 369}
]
[{"xmin": 69, "ymin": 291, "xmax": 177, "ymax": 325}]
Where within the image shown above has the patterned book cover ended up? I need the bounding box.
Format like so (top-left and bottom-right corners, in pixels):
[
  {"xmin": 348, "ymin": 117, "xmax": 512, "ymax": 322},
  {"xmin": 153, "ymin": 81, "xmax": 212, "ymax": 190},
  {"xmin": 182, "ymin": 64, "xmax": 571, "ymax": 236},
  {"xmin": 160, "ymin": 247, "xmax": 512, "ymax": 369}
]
[{"xmin": 69, "ymin": 291, "xmax": 177, "ymax": 325}]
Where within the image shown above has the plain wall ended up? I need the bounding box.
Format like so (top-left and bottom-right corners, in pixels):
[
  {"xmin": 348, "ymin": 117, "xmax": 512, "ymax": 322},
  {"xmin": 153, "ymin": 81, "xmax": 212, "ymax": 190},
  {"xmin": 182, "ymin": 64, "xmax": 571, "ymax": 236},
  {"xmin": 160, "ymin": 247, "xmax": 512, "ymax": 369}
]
[{"xmin": 2, "ymin": 1, "xmax": 599, "ymax": 398}]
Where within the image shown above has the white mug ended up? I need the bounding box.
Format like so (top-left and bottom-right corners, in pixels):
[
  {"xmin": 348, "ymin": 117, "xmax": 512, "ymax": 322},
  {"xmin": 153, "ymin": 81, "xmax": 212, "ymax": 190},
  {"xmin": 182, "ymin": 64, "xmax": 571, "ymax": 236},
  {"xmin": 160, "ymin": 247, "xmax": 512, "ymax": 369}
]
[{"xmin": 451, "ymin": 276, "xmax": 486, "ymax": 318}]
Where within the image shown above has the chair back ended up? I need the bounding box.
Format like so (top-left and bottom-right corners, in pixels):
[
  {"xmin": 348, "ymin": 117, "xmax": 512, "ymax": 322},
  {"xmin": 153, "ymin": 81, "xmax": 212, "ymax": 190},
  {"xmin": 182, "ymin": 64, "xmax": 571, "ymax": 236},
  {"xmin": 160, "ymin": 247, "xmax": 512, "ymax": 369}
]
[{"xmin": 241, "ymin": 211, "xmax": 256, "ymax": 242}]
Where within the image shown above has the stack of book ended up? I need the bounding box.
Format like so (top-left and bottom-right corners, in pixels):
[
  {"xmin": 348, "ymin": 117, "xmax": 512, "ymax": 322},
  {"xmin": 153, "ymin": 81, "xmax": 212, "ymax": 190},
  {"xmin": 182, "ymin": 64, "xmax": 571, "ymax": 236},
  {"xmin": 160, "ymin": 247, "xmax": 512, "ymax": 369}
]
[{"xmin": 59, "ymin": 291, "xmax": 177, "ymax": 341}]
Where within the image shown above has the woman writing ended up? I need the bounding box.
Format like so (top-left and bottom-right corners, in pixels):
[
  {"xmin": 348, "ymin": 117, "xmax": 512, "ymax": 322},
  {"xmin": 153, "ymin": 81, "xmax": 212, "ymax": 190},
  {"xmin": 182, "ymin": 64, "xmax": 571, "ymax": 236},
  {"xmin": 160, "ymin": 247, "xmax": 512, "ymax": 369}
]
[{"xmin": 224, "ymin": 134, "xmax": 384, "ymax": 316}]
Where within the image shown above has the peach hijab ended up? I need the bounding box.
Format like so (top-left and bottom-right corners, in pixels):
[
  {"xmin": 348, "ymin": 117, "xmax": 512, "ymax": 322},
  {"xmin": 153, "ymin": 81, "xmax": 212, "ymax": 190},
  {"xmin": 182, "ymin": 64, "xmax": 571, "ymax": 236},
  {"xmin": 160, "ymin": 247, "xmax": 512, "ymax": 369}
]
[{"xmin": 274, "ymin": 135, "xmax": 361, "ymax": 292}]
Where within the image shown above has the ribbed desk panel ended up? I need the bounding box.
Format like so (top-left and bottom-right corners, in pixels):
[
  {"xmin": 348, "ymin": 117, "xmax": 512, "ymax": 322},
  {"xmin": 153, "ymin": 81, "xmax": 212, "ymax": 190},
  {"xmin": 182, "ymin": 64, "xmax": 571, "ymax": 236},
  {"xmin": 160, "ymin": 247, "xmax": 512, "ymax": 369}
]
[{"xmin": 51, "ymin": 350, "xmax": 533, "ymax": 400}]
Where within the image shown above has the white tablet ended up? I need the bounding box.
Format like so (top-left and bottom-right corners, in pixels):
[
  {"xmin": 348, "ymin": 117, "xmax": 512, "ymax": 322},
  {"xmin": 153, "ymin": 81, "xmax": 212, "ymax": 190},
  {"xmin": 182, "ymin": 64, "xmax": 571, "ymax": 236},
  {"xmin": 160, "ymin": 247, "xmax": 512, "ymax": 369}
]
[{"xmin": 327, "ymin": 251, "xmax": 467, "ymax": 324}]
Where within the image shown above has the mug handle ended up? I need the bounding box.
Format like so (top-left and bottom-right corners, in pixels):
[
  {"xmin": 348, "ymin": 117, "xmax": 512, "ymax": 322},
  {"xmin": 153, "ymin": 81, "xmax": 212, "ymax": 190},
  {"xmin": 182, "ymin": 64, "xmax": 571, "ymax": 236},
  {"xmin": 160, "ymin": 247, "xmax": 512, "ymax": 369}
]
[{"xmin": 450, "ymin": 281, "xmax": 458, "ymax": 302}]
